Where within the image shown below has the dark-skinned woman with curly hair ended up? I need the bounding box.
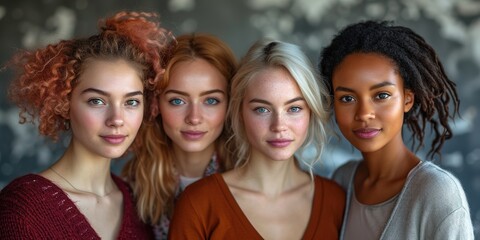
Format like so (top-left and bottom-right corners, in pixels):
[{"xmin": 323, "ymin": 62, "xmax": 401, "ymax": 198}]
[{"xmin": 319, "ymin": 20, "xmax": 474, "ymax": 240}]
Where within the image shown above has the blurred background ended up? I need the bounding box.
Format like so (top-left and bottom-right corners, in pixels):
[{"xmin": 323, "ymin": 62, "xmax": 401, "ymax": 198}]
[{"xmin": 0, "ymin": 0, "xmax": 478, "ymax": 236}]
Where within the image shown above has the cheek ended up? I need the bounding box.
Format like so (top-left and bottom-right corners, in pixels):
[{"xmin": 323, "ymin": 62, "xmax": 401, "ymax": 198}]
[
  {"xmin": 205, "ymin": 106, "xmax": 227, "ymax": 128},
  {"xmin": 334, "ymin": 108, "xmax": 349, "ymax": 125},
  {"xmin": 292, "ymin": 113, "xmax": 310, "ymax": 140},
  {"xmin": 242, "ymin": 113, "xmax": 265, "ymax": 144},
  {"xmin": 297, "ymin": 116, "xmax": 310, "ymax": 134},
  {"xmin": 159, "ymin": 105, "xmax": 180, "ymax": 128},
  {"xmin": 127, "ymin": 110, "xmax": 144, "ymax": 130},
  {"xmin": 70, "ymin": 106, "xmax": 101, "ymax": 129}
]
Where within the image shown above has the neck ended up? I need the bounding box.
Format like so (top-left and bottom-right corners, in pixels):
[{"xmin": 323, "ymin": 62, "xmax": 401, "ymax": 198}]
[
  {"xmin": 50, "ymin": 143, "xmax": 114, "ymax": 196},
  {"xmin": 173, "ymin": 143, "xmax": 215, "ymax": 178},
  {"xmin": 360, "ymin": 137, "xmax": 420, "ymax": 181},
  {"xmin": 234, "ymin": 153, "xmax": 308, "ymax": 197}
]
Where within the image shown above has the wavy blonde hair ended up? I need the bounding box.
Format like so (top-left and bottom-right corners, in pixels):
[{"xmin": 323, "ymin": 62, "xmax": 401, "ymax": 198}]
[{"xmin": 122, "ymin": 33, "xmax": 237, "ymax": 224}]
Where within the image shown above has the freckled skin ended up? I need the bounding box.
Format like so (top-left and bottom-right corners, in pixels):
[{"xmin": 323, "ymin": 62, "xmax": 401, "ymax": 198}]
[
  {"xmin": 69, "ymin": 59, "xmax": 144, "ymax": 160},
  {"xmin": 242, "ymin": 67, "xmax": 310, "ymax": 162},
  {"xmin": 159, "ymin": 58, "xmax": 228, "ymax": 155}
]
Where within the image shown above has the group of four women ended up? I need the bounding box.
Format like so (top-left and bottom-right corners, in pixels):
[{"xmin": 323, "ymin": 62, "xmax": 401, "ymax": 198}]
[{"xmin": 0, "ymin": 10, "xmax": 474, "ymax": 240}]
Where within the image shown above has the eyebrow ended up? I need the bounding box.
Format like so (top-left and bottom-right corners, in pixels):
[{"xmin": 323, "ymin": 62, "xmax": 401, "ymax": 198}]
[
  {"xmin": 81, "ymin": 88, "xmax": 144, "ymax": 97},
  {"xmin": 163, "ymin": 89, "xmax": 226, "ymax": 96},
  {"xmin": 249, "ymin": 97, "xmax": 305, "ymax": 105},
  {"xmin": 334, "ymin": 81, "xmax": 396, "ymax": 92}
]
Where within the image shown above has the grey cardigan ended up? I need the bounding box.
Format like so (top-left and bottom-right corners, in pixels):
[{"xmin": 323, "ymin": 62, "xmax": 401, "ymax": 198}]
[{"xmin": 332, "ymin": 160, "xmax": 474, "ymax": 240}]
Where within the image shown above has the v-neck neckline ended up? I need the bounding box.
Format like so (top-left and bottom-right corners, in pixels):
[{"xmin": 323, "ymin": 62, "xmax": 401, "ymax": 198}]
[
  {"xmin": 31, "ymin": 173, "xmax": 128, "ymax": 239},
  {"xmin": 212, "ymin": 173, "xmax": 321, "ymax": 239}
]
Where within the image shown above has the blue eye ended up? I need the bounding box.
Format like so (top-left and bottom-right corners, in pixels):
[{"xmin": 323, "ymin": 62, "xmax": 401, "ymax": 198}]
[
  {"xmin": 254, "ymin": 107, "xmax": 269, "ymax": 113},
  {"xmin": 126, "ymin": 99, "xmax": 141, "ymax": 107},
  {"xmin": 169, "ymin": 98, "xmax": 185, "ymax": 105},
  {"xmin": 289, "ymin": 106, "xmax": 302, "ymax": 112},
  {"xmin": 205, "ymin": 98, "xmax": 219, "ymax": 105},
  {"xmin": 88, "ymin": 98, "xmax": 105, "ymax": 105},
  {"xmin": 339, "ymin": 95, "xmax": 355, "ymax": 103}
]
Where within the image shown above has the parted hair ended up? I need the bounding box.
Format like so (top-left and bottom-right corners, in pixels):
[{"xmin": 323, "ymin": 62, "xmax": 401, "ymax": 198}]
[
  {"xmin": 227, "ymin": 39, "xmax": 330, "ymax": 173},
  {"xmin": 319, "ymin": 20, "xmax": 460, "ymax": 159},
  {"xmin": 122, "ymin": 33, "xmax": 238, "ymax": 224}
]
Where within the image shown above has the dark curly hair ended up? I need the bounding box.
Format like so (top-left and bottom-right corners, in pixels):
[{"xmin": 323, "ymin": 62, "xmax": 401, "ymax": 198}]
[
  {"xmin": 319, "ymin": 20, "xmax": 460, "ymax": 160},
  {"xmin": 7, "ymin": 11, "xmax": 174, "ymax": 141}
]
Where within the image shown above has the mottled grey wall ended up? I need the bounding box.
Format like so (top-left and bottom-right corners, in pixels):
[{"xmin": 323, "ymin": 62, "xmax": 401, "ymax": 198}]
[{"xmin": 0, "ymin": 0, "xmax": 478, "ymax": 235}]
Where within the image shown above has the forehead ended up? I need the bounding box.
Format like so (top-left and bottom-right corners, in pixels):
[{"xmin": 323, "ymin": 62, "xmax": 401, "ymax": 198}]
[
  {"xmin": 75, "ymin": 59, "xmax": 143, "ymax": 90},
  {"xmin": 332, "ymin": 53, "xmax": 403, "ymax": 86},
  {"xmin": 245, "ymin": 67, "xmax": 302, "ymax": 98},
  {"xmin": 336, "ymin": 53, "xmax": 397, "ymax": 72},
  {"xmin": 166, "ymin": 58, "xmax": 227, "ymax": 89}
]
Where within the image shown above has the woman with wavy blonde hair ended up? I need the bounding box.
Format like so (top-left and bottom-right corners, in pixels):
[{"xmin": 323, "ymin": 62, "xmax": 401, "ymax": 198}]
[
  {"xmin": 122, "ymin": 33, "xmax": 237, "ymax": 239},
  {"xmin": 0, "ymin": 11, "xmax": 172, "ymax": 239}
]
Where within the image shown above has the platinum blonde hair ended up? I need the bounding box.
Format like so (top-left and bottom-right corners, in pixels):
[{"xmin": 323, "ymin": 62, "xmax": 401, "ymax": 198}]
[{"xmin": 226, "ymin": 39, "xmax": 331, "ymax": 174}]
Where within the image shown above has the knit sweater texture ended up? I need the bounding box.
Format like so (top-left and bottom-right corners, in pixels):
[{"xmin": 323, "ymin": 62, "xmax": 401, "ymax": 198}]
[
  {"xmin": 332, "ymin": 160, "xmax": 474, "ymax": 240},
  {"xmin": 0, "ymin": 174, "xmax": 153, "ymax": 239}
]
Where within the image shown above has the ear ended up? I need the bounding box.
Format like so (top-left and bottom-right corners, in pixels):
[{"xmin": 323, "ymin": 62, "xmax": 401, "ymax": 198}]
[{"xmin": 404, "ymin": 89, "xmax": 414, "ymax": 113}]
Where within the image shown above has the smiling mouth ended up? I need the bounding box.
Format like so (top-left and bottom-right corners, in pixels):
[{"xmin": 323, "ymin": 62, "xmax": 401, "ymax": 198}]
[
  {"xmin": 101, "ymin": 135, "xmax": 126, "ymax": 144},
  {"xmin": 267, "ymin": 139, "xmax": 293, "ymax": 148},
  {"xmin": 353, "ymin": 128, "xmax": 381, "ymax": 139},
  {"xmin": 181, "ymin": 131, "xmax": 206, "ymax": 140}
]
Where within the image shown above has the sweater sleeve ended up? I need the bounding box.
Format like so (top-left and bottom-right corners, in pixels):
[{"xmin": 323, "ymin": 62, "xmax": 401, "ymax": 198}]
[
  {"xmin": 0, "ymin": 193, "xmax": 39, "ymax": 239},
  {"xmin": 432, "ymin": 206, "xmax": 474, "ymax": 240},
  {"xmin": 168, "ymin": 190, "xmax": 206, "ymax": 239}
]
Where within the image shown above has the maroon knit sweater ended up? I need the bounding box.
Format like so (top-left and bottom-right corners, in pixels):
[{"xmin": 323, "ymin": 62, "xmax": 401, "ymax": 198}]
[{"xmin": 0, "ymin": 174, "xmax": 153, "ymax": 239}]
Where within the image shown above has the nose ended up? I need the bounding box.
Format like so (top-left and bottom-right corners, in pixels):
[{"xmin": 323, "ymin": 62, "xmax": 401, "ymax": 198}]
[
  {"xmin": 106, "ymin": 106, "xmax": 124, "ymax": 127},
  {"xmin": 185, "ymin": 103, "xmax": 202, "ymax": 125},
  {"xmin": 270, "ymin": 112, "xmax": 287, "ymax": 132},
  {"xmin": 354, "ymin": 99, "xmax": 375, "ymax": 121}
]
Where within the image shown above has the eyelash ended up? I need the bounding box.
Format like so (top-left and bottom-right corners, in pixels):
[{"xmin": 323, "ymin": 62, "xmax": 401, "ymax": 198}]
[
  {"xmin": 87, "ymin": 98, "xmax": 141, "ymax": 107},
  {"xmin": 169, "ymin": 98, "xmax": 185, "ymax": 105},
  {"xmin": 339, "ymin": 92, "xmax": 391, "ymax": 102},
  {"xmin": 254, "ymin": 107, "xmax": 269, "ymax": 114},
  {"xmin": 253, "ymin": 106, "xmax": 303, "ymax": 114},
  {"xmin": 289, "ymin": 106, "xmax": 302, "ymax": 112},
  {"xmin": 88, "ymin": 98, "xmax": 105, "ymax": 106},
  {"xmin": 205, "ymin": 98, "xmax": 220, "ymax": 105},
  {"xmin": 126, "ymin": 99, "xmax": 141, "ymax": 107},
  {"xmin": 168, "ymin": 97, "xmax": 222, "ymax": 106},
  {"xmin": 376, "ymin": 92, "xmax": 391, "ymax": 100}
]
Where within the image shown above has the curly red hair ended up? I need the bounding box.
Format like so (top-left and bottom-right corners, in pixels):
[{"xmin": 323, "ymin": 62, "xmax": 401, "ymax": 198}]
[{"xmin": 8, "ymin": 11, "xmax": 174, "ymax": 140}]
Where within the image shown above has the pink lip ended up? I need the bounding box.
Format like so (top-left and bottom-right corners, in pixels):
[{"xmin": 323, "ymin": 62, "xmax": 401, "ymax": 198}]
[
  {"xmin": 181, "ymin": 130, "xmax": 206, "ymax": 140},
  {"xmin": 101, "ymin": 135, "xmax": 126, "ymax": 144},
  {"xmin": 353, "ymin": 128, "xmax": 381, "ymax": 139},
  {"xmin": 267, "ymin": 139, "xmax": 293, "ymax": 148}
]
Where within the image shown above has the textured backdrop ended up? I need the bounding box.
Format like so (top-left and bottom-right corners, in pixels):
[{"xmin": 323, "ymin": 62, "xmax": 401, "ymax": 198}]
[{"xmin": 0, "ymin": 0, "xmax": 478, "ymax": 236}]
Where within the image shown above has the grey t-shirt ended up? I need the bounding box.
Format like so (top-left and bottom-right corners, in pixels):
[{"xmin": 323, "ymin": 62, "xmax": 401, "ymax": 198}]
[{"xmin": 344, "ymin": 189, "xmax": 398, "ymax": 240}]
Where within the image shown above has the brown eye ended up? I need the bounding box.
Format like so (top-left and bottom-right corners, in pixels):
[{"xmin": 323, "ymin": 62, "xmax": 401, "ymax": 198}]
[
  {"xmin": 339, "ymin": 95, "xmax": 355, "ymax": 103},
  {"xmin": 376, "ymin": 92, "xmax": 391, "ymax": 100}
]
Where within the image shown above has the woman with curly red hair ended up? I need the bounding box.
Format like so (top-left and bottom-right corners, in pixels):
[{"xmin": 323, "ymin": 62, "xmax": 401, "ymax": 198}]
[{"xmin": 0, "ymin": 11, "xmax": 172, "ymax": 239}]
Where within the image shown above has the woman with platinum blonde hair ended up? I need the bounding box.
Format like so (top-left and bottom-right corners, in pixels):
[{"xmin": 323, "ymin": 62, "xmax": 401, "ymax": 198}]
[{"xmin": 169, "ymin": 40, "xmax": 345, "ymax": 239}]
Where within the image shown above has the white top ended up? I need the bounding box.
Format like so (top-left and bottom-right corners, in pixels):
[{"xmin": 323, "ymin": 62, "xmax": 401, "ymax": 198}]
[{"xmin": 179, "ymin": 175, "xmax": 201, "ymax": 192}]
